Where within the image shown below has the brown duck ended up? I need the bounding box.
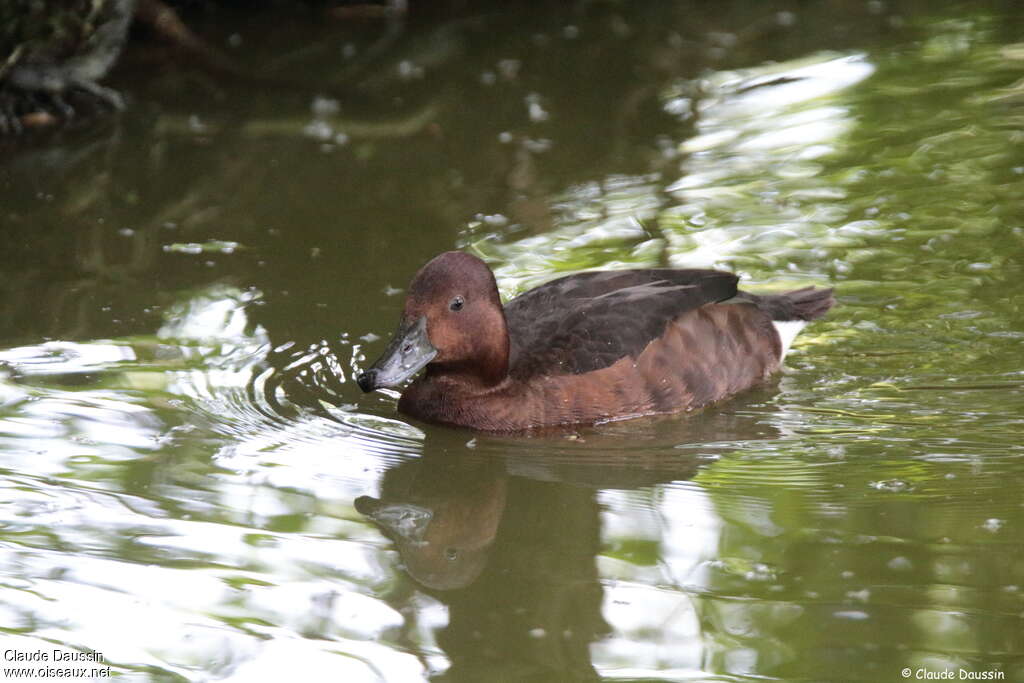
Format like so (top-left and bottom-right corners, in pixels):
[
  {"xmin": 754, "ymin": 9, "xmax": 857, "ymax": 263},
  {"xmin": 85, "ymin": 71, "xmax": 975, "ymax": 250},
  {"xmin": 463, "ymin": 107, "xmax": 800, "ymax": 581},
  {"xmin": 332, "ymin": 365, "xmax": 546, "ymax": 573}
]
[{"xmin": 357, "ymin": 251, "xmax": 834, "ymax": 431}]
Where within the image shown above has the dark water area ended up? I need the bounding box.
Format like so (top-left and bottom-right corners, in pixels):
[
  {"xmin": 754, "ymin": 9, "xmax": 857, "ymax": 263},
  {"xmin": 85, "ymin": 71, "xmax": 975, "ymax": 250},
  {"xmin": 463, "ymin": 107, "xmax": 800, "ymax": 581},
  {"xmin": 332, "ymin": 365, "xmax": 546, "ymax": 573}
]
[{"xmin": 2, "ymin": 1, "xmax": 1023, "ymax": 681}]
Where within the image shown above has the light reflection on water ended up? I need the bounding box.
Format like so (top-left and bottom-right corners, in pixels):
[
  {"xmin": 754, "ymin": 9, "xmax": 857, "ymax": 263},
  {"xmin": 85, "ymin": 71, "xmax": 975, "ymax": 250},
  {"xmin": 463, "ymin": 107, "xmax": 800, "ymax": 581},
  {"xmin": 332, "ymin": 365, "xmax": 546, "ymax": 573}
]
[
  {"xmin": 665, "ymin": 53, "xmax": 875, "ymax": 276},
  {"xmin": 2, "ymin": 4, "xmax": 1024, "ymax": 682}
]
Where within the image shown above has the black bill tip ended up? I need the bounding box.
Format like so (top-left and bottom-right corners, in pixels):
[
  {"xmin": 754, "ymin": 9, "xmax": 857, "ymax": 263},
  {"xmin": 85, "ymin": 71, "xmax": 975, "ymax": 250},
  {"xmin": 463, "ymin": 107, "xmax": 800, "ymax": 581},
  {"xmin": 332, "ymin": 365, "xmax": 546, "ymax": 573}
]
[{"xmin": 356, "ymin": 369, "xmax": 377, "ymax": 392}]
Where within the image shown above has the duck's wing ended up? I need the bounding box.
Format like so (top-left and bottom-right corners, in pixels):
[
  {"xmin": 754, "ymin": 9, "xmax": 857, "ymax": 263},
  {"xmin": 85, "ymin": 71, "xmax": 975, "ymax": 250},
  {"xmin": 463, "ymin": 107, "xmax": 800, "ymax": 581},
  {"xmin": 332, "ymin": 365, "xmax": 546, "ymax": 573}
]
[{"xmin": 504, "ymin": 269, "xmax": 738, "ymax": 380}]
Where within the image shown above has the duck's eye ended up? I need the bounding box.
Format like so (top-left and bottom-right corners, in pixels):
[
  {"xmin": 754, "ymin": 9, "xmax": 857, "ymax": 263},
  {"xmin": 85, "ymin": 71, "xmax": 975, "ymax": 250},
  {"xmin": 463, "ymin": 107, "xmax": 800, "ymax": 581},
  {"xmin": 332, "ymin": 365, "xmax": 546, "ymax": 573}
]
[
  {"xmin": 449, "ymin": 296, "xmax": 465, "ymax": 312},
  {"xmin": 444, "ymin": 547, "xmax": 459, "ymax": 561}
]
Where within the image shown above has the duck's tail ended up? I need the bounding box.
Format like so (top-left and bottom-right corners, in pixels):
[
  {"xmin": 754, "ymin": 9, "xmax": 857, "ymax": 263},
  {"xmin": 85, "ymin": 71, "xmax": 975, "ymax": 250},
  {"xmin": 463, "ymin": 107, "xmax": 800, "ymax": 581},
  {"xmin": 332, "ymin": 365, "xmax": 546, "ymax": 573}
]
[
  {"xmin": 735, "ymin": 286, "xmax": 835, "ymax": 361},
  {"xmin": 761, "ymin": 286, "xmax": 836, "ymax": 322}
]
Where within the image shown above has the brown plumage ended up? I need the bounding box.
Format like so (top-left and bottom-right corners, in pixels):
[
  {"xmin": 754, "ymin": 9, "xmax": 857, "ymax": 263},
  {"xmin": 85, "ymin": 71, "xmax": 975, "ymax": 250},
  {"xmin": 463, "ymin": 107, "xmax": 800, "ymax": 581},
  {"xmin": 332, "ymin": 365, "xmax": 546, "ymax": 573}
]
[{"xmin": 357, "ymin": 251, "xmax": 834, "ymax": 431}]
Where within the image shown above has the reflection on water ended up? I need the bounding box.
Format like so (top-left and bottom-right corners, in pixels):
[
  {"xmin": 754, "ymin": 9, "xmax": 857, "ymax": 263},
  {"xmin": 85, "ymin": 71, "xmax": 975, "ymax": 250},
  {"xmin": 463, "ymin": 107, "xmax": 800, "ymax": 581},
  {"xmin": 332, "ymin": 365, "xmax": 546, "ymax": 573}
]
[
  {"xmin": 2, "ymin": 2, "xmax": 1024, "ymax": 681},
  {"xmin": 665, "ymin": 53, "xmax": 875, "ymax": 275}
]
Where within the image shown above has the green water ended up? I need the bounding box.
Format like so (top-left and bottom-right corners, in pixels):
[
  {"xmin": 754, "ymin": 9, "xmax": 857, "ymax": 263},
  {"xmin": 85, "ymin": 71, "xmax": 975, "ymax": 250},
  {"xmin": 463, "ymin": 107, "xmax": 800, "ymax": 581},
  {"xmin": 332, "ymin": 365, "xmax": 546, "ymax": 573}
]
[{"xmin": 1, "ymin": 2, "xmax": 1022, "ymax": 681}]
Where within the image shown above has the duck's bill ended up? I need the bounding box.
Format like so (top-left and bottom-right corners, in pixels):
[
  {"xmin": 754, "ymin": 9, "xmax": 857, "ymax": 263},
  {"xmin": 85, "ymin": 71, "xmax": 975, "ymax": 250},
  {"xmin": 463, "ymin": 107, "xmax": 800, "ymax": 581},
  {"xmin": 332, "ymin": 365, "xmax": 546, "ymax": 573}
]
[
  {"xmin": 354, "ymin": 496, "xmax": 433, "ymax": 544},
  {"xmin": 356, "ymin": 315, "xmax": 437, "ymax": 392}
]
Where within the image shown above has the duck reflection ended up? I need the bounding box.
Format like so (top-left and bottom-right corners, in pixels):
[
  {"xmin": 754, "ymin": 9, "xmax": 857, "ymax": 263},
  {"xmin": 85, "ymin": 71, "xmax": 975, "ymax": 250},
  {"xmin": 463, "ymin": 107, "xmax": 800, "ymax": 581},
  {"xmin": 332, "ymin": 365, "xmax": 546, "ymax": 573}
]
[
  {"xmin": 356, "ymin": 400, "xmax": 780, "ymax": 680},
  {"xmin": 355, "ymin": 459, "xmax": 507, "ymax": 592},
  {"xmin": 358, "ymin": 453, "xmax": 611, "ymax": 680}
]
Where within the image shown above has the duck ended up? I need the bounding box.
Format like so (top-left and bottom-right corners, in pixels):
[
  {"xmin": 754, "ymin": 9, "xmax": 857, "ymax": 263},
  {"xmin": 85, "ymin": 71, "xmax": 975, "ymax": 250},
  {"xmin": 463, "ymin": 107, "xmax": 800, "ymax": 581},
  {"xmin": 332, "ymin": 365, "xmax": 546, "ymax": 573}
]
[{"xmin": 356, "ymin": 251, "xmax": 834, "ymax": 431}]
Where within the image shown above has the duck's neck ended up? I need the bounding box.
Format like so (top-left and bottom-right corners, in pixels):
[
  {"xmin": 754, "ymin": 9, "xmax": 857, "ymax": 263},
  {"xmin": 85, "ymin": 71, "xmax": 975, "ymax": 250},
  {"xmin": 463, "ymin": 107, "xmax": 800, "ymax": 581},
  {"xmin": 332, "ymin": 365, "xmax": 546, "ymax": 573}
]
[
  {"xmin": 425, "ymin": 336, "xmax": 509, "ymax": 389},
  {"xmin": 401, "ymin": 367, "xmax": 511, "ymax": 430}
]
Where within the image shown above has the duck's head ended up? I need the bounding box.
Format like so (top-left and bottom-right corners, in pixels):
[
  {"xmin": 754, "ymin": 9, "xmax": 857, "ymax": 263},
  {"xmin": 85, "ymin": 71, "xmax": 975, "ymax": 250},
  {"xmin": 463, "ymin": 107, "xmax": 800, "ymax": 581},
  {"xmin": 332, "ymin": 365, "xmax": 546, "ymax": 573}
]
[{"xmin": 357, "ymin": 251, "xmax": 510, "ymax": 392}]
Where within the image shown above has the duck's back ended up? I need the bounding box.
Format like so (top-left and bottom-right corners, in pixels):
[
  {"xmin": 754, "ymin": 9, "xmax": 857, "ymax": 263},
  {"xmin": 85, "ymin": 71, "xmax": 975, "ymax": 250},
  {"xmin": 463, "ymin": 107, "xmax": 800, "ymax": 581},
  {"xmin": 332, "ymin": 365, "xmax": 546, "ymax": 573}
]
[{"xmin": 504, "ymin": 268, "xmax": 738, "ymax": 380}]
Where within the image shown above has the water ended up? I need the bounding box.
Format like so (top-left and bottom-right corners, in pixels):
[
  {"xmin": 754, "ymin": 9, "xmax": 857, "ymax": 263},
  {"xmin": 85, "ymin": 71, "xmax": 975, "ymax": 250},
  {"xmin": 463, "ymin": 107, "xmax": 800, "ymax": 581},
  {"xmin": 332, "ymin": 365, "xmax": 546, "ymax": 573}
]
[{"xmin": 2, "ymin": 2, "xmax": 1023, "ymax": 681}]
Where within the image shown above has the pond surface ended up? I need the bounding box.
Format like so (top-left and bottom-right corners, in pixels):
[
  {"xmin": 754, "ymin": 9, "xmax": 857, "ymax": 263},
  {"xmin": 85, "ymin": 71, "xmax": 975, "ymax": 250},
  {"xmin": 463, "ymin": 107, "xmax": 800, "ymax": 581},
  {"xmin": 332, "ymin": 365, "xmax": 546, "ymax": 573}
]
[{"xmin": 2, "ymin": 2, "xmax": 1023, "ymax": 681}]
